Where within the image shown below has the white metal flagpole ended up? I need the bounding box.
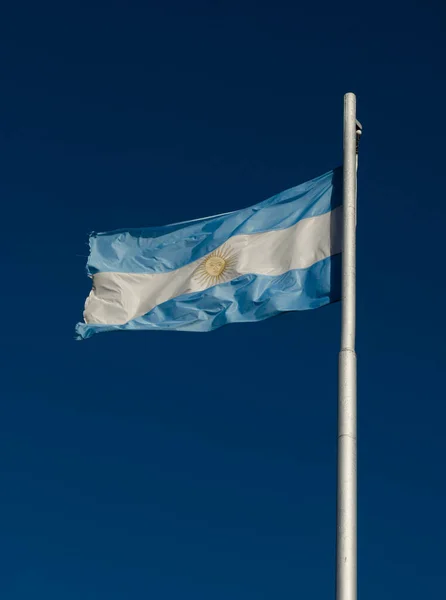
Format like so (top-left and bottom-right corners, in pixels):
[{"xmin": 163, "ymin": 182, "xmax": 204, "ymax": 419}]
[{"xmin": 336, "ymin": 92, "xmax": 361, "ymax": 600}]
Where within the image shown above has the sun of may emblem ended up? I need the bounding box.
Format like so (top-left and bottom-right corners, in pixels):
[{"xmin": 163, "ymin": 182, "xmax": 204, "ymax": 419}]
[{"xmin": 194, "ymin": 243, "xmax": 238, "ymax": 287}]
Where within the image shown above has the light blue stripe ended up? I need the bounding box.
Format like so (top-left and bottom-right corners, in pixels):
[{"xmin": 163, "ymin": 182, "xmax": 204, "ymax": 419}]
[
  {"xmin": 76, "ymin": 254, "xmax": 341, "ymax": 340},
  {"xmin": 87, "ymin": 168, "xmax": 342, "ymax": 275}
]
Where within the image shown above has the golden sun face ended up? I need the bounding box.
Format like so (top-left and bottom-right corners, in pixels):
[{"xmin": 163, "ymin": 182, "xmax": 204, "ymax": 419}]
[{"xmin": 194, "ymin": 243, "xmax": 237, "ymax": 287}]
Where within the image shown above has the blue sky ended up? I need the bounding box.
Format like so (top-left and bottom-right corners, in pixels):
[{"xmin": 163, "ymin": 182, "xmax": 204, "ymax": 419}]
[{"xmin": 1, "ymin": 1, "xmax": 445, "ymax": 598}]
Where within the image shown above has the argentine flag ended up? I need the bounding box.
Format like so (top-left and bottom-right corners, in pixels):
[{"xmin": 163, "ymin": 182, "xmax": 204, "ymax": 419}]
[{"xmin": 76, "ymin": 168, "xmax": 342, "ymax": 339}]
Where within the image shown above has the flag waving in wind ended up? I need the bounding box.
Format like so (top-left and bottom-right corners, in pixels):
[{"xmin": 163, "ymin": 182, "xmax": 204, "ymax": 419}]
[{"xmin": 76, "ymin": 168, "xmax": 342, "ymax": 339}]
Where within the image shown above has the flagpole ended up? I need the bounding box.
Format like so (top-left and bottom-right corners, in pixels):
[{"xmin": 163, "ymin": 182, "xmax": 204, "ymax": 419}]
[{"xmin": 336, "ymin": 92, "xmax": 360, "ymax": 600}]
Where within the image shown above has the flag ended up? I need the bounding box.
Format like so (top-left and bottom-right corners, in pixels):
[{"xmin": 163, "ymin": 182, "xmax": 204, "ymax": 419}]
[{"xmin": 76, "ymin": 168, "xmax": 342, "ymax": 339}]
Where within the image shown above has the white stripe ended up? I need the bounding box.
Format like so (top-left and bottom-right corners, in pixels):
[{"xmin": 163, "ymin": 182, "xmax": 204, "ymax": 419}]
[{"xmin": 84, "ymin": 207, "xmax": 342, "ymax": 325}]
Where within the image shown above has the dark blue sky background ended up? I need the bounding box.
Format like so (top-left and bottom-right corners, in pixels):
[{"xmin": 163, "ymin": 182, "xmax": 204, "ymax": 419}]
[{"xmin": 1, "ymin": 1, "xmax": 445, "ymax": 598}]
